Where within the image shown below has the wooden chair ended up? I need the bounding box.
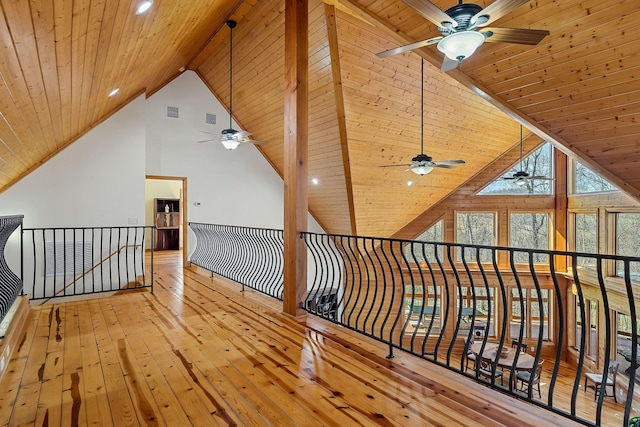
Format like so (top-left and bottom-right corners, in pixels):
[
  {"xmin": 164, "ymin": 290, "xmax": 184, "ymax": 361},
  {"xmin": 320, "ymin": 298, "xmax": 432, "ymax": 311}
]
[
  {"xmin": 478, "ymin": 359, "xmax": 504, "ymax": 385},
  {"xmin": 511, "ymin": 339, "xmax": 528, "ymax": 353},
  {"xmin": 463, "ymin": 337, "xmax": 476, "ymax": 372},
  {"xmin": 584, "ymin": 360, "xmax": 619, "ymax": 403},
  {"xmin": 516, "ymin": 359, "xmax": 545, "ymax": 397}
]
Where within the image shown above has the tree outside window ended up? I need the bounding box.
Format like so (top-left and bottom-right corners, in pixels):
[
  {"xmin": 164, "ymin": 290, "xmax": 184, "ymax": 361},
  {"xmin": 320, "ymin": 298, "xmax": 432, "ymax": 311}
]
[
  {"xmin": 573, "ymin": 213, "xmax": 597, "ymax": 268},
  {"xmin": 509, "ymin": 213, "xmax": 550, "ymax": 263},
  {"xmin": 456, "ymin": 212, "xmax": 495, "ymax": 262},
  {"xmin": 615, "ymin": 213, "xmax": 640, "ymax": 279},
  {"xmin": 574, "ymin": 161, "xmax": 616, "ymax": 193}
]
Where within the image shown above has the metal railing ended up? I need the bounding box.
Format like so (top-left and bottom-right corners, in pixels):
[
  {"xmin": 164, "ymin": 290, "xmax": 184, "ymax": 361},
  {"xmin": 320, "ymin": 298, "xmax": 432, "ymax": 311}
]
[
  {"xmin": 188, "ymin": 222, "xmax": 284, "ymax": 299},
  {"xmin": 0, "ymin": 215, "xmax": 23, "ymax": 324},
  {"xmin": 22, "ymin": 226, "xmax": 154, "ymax": 301},
  {"xmin": 302, "ymin": 232, "xmax": 640, "ymax": 427},
  {"xmin": 183, "ymin": 222, "xmax": 640, "ymax": 426}
]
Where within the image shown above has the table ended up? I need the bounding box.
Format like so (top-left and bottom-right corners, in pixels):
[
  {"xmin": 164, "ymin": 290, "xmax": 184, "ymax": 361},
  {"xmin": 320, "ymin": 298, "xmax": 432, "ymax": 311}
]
[
  {"xmin": 470, "ymin": 342, "xmax": 536, "ymax": 387},
  {"xmin": 617, "ymin": 347, "xmax": 640, "ymax": 375}
]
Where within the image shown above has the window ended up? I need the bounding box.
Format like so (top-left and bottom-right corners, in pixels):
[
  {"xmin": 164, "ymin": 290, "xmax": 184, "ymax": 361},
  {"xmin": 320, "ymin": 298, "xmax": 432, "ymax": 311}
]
[
  {"xmin": 571, "ymin": 212, "xmax": 598, "ymax": 268},
  {"xmin": 615, "ymin": 213, "xmax": 640, "ymax": 279},
  {"xmin": 478, "ymin": 142, "xmax": 553, "ymax": 195},
  {"xmin": 456, "ymin": 212, "xmax": 496, "ymax": 262},
  {"xmin": 509, "ymin": 213, "xmax": 550, "ymax": 263},
  {"xmin": 403, "ymin": 220, "xmax": 444, "ymax": 263},
  {"xmin": 574, "ymin": 161, "xmax": 616, "ymax": 193},
  {"xmin": 511, "ymin": 288, "xmax": 552, "ymax": 341}
]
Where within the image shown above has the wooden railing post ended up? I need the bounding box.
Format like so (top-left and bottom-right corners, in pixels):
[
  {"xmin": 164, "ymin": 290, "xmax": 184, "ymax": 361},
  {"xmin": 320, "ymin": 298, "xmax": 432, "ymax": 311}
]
[{"xmin": 283, "ymin": 0, "xmax": 308, "ymax": 317}]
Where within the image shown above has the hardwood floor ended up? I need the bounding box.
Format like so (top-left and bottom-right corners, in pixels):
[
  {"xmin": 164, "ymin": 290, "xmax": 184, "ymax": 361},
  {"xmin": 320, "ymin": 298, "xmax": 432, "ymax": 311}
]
[{"xmin": 0, "ymin": 251, "xmax": 632, "ymax": 426}]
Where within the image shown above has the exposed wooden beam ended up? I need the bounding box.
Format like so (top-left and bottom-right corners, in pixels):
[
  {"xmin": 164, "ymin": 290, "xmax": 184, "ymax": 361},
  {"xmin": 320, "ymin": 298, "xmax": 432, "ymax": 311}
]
[
  {"xmin": 554, "ymin": 150, "xmax": 568, "ymax": 271},
  {"xmin": 324, "ymin": 4, "xmax": 357, "ymax": 236},
  {"xmin": 283, "ymin": 0, "xmax": 308, "ymax": 317}
]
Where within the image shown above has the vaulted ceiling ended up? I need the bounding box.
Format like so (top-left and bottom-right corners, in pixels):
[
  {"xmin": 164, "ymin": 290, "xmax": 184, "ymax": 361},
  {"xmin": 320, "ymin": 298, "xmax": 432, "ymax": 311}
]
[{"xmin": 1, "ymin": 0, "xmax": 639, "ymax": 237}]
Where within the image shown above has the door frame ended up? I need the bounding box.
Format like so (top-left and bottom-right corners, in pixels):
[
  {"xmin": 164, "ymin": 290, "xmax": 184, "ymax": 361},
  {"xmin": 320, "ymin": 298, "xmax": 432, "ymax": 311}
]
[{"xmin": 146, "ymin": 175, "xmax": 188, "ymax": 266}]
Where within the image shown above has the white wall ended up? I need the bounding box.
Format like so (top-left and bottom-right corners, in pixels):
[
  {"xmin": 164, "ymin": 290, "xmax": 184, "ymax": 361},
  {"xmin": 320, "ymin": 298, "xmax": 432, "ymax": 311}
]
[{"xmin": 145, "ymin": 71, "xmax": 323, "ymax": 249}]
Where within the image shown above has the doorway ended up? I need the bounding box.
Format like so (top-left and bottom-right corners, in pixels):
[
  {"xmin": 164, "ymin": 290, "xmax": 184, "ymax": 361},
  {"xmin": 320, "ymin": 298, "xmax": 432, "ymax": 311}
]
[{"xmin": 145, "ymin": 175, "xmax": 188, "ymax": 266}]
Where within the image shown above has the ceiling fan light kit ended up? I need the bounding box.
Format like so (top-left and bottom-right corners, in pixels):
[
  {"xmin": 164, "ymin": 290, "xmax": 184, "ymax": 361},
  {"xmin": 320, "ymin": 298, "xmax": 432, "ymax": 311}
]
[
  {"xmin": 437, "ymin": 31, "xmax": 485, "ymax": 61},
  {"xmin": 411, "ymin": 165, "xmax": 434, "ymax": 176},
  {"xmin": 220, "ymin": 129, "xmax": 241, "ymax": 150}
]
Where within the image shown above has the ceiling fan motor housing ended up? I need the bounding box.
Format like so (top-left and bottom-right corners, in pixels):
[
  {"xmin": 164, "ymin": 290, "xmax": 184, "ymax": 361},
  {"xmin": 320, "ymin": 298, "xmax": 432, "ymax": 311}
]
[
  {"xmin": 221, "ymin": 128, "xmax": 239, "ymax": 139},
  {"xmin": 439, "ymin": 3, "xmax": 483, "ymax": 34},
  {"xmin": 412, "ymin": 153, "xmax": 433, "ymax": 164}
]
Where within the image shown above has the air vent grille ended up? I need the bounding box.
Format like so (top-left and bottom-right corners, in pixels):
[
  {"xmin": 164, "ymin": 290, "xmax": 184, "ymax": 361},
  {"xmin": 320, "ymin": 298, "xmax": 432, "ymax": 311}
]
[
  {"xmin": 206, "ymin": 113, "xmax": 216, "ymax": 125},
  {"xmin": 167, "ymin": 106, "xmax": 179, "ymax": 118}
]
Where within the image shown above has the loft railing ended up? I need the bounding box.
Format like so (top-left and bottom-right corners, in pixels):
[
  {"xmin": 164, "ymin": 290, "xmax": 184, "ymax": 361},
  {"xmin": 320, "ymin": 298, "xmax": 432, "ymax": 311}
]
[
  {"xmin": 22, "ymin": 226, "xmax": 154, "ymax": 300},
  {"xmin": 0, "ymin": 215, "xmax": 23, "ymax": 325},
  {"xmin": 188, "ymin": 222, "xmax": 284, "ymax": 299},
  {"xmin": 184, "ymin": 222, "xmax": 639, "ymax": 426},
  {"xmin": 301, "ymin": 231, "xmax": 640, "ymax": 427}
]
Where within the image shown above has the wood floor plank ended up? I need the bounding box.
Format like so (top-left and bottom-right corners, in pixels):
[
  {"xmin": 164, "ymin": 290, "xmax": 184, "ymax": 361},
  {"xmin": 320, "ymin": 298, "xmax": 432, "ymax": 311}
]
[
  {"xmin": 0, "ymin": 305, "xmax": 41, "ymax": 425},
  {"xmin": 77, "ymin": 300, "xmax": 114, "ymax": 426}
]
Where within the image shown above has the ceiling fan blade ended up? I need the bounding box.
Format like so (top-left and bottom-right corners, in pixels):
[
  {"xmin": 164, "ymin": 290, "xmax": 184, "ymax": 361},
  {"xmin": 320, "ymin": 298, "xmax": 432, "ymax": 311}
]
[
  {"xmin": 435, "ymin": 159, "xmax": 465, "ymax": 165},
  {"xmin": 402, "ymin": 0, "xmax": 456, "ymax": 28},
  {"xmin": 470, "ymin": 0, "xmax": 530, "ymax": 27},
  {"xmin": 482, "ymin": 27, "xmax": 549, "ymax": 45},
  {"xmin": 433, "ymin": 164, "xmax": 457, "ymax": 169},
  {"xmin": 440, "ymin": 55, "xmax": 460, "ymax": 72},
  {"xmin": 196, "ymin": 139, "xmax": 216, "ymax": 144},
  {"xmin": 235, "ymin": 130, "xmax": 252, "ymax": 139},
  {"xmin": 379, "ymin": 164, "xmax": 415, "ymax": 168},
  {"xmin": 376, "ymin": 36, "xmax": 442, "ymax": 59},
  {"xmin": 246, "ymin": 140, "xmax": 266, "ymax": 146}
]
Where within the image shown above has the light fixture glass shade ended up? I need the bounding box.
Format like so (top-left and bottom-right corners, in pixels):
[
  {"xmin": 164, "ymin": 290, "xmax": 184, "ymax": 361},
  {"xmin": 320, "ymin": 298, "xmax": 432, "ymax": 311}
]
[
  {"xmin": 411, "ymin": 165, "xmax": 433, "ymax": 176},
  {"xmin": 221, "ymin": 138, "xmax": 240, "ymax": 150},
  {"xmin": 437, "ymin": 31, "xmax": 485, "ymax": 61},
  {"xmin": 516, "ymin": 178, "xmax": 527, "ymax": 186}
]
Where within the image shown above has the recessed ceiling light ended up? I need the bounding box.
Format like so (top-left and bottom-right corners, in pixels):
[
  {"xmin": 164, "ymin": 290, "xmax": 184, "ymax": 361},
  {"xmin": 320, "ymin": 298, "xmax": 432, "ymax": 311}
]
[
  {"xmin": 108, "ymin": 88, "xmax": 119, "ymax": 97},
  {"xmin": 136, "ymin": 1, "xmax": 152, "ymax": 15},
  {"xmin": 311, "ymin": 178, "xmax": 319, "ymax": 185},
  {"xmin": 407, "ymin": 180, "xmax": 413, "ymax": 187}
]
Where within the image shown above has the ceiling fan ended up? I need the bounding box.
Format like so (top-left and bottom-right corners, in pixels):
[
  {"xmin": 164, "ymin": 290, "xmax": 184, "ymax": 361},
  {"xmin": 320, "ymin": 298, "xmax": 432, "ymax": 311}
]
[
  {"xmin": 197, "ymin": 20, "xmax": 265, "ymax": 150},
  {"xmin": 379, "ymin": 59, "xmax": 465, "ymax": 176},
  {"xmin": 377, "ymin": 0, "xmax": 550, "ymax": 72},
  {"xmin": 502, "ymin": 125, "xmax": 553, "ymax": 186}
]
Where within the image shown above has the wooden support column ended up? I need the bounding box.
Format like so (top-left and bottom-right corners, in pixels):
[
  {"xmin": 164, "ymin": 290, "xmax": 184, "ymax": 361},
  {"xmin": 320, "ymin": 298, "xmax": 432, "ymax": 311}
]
[
  {"xmin": 283, "ymin": 0, "xmax": 308, "ymax": 317},
  {"xmin": 554, "ymin": 149, "xmax": 568, "ymax": 270}
]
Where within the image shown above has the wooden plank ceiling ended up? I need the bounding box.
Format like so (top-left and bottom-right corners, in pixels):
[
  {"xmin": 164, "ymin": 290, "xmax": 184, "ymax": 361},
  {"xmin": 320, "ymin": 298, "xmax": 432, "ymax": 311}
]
[{"xmin": 0, "ymin": 0, "xmax": 638, "ymax": 238}]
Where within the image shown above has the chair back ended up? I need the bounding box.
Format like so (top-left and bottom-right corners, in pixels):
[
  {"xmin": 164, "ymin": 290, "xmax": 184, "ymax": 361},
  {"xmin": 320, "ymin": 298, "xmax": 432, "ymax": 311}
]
[
  {"xmin": 608, "ymin": 360, "xmax": 619, "ymax": 381},
  {"xmin": 533, "ymin": 359, "xmax": 545, "ymax": 382}
]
